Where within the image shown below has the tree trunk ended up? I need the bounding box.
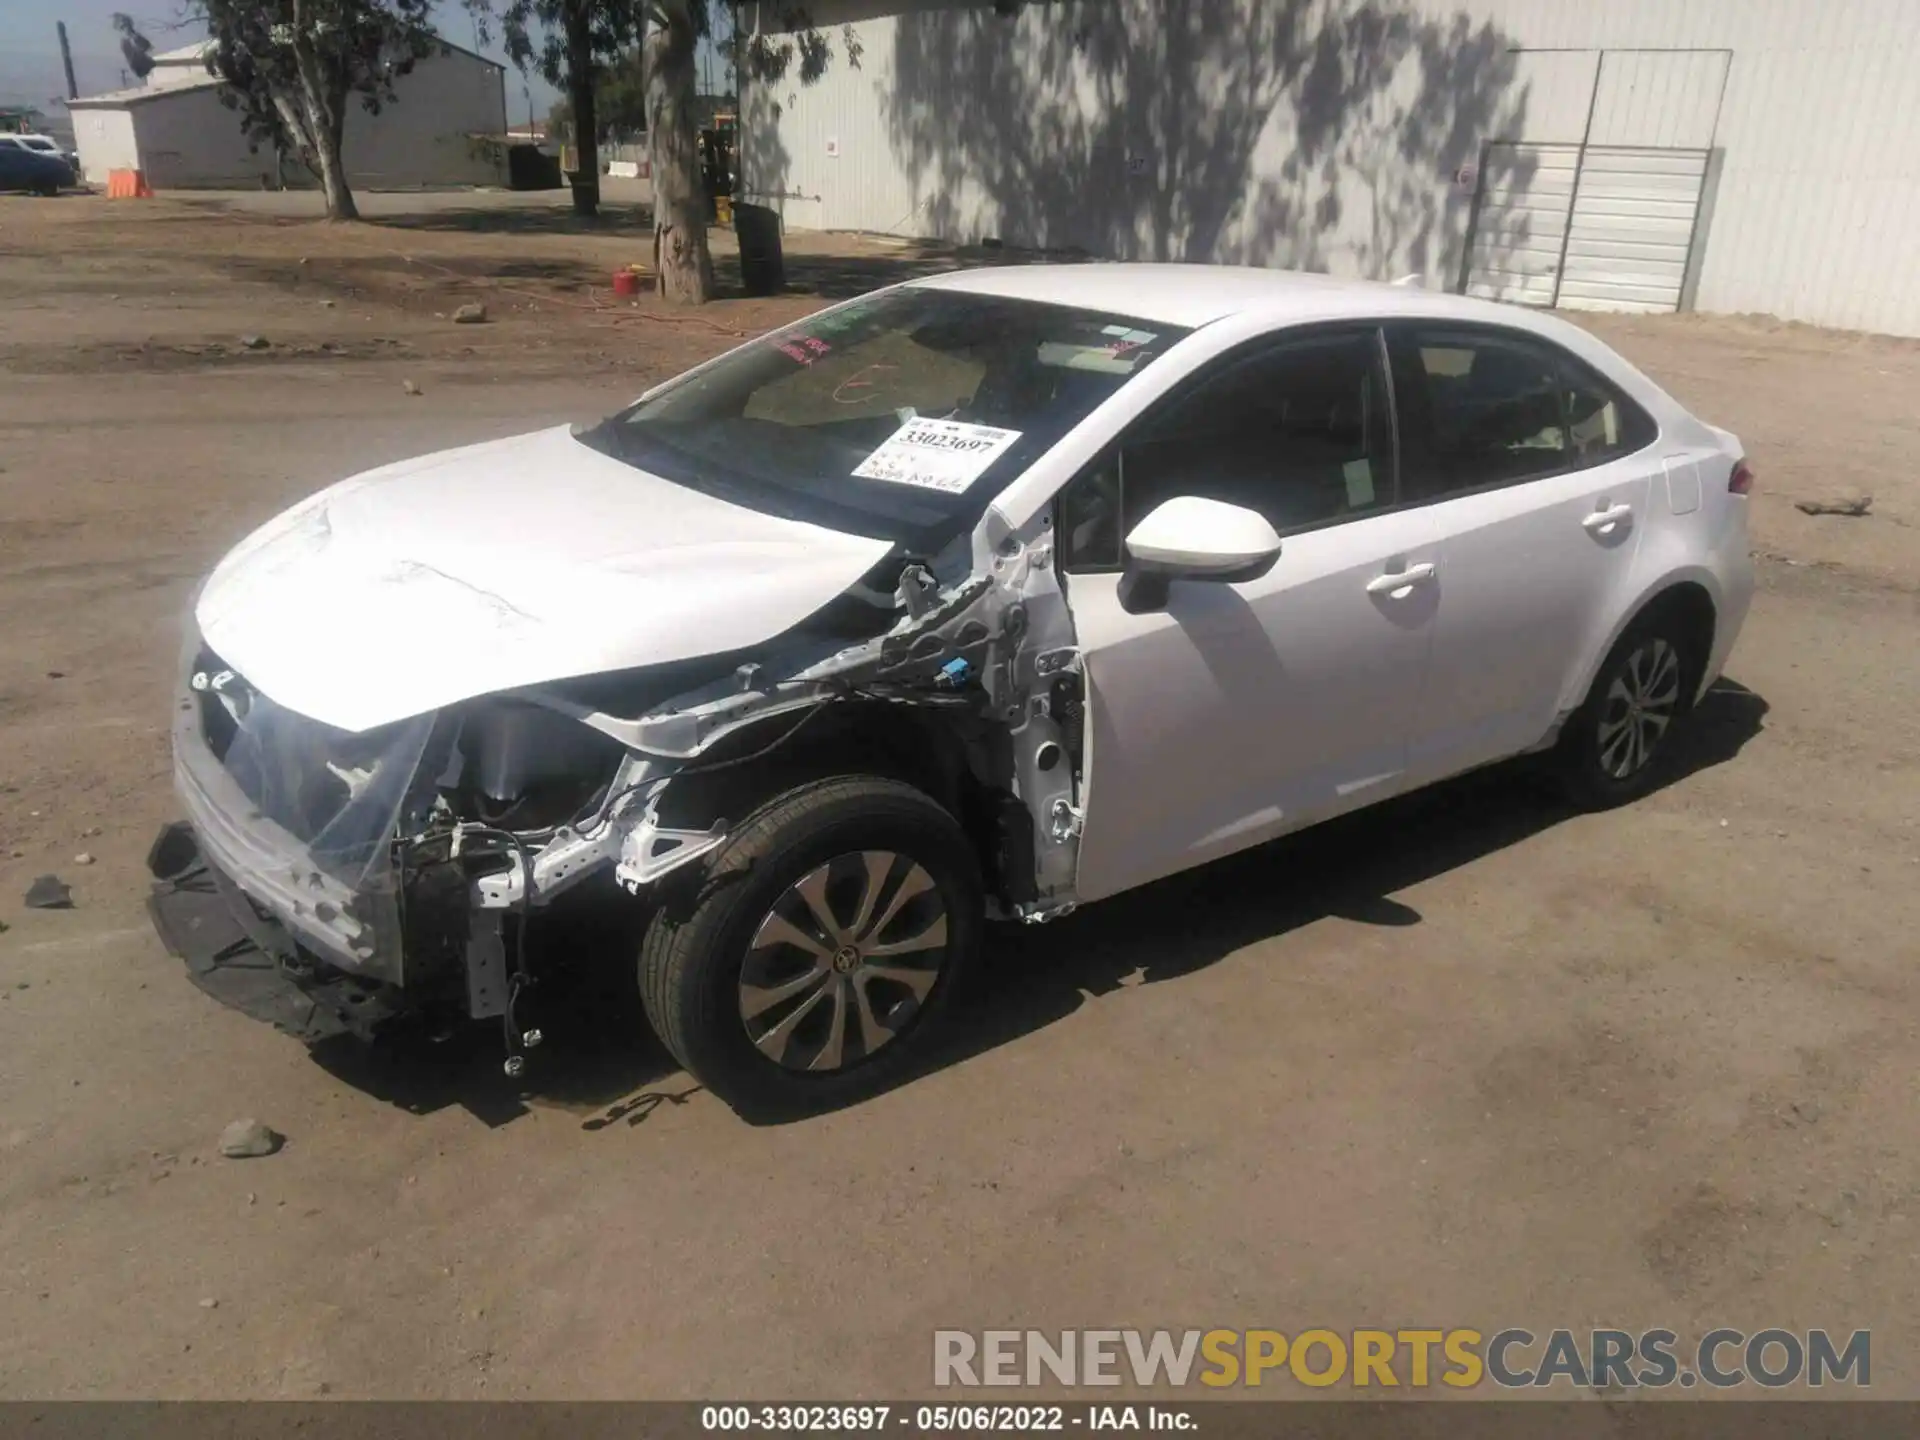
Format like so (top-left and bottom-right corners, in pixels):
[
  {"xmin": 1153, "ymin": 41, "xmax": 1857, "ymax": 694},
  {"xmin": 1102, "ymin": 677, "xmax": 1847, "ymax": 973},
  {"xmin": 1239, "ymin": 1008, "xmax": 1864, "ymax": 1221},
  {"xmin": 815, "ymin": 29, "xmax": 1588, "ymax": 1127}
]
[
  {"xmin": 288, "ymin": 49, "xmax": 356, "ymax": 221},
  {"xmin": 564, "ymin": 0, "xmax": 599, "ymax": 218},
  {"xmin": 314, "ymin": 118, "xmax": 357, "ymax": 221},
  {"xmin": 646, "ymin": 0, "xmax": 714, "ymax": 304}
]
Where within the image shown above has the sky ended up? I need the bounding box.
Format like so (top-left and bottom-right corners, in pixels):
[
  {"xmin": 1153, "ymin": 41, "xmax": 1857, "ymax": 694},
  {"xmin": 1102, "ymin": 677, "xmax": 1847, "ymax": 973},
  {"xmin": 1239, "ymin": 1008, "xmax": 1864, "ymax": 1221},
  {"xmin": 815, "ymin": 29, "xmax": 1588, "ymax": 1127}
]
[{"xmin": 0, "ymin": 0, "xmax": 731, "ymax": 126}]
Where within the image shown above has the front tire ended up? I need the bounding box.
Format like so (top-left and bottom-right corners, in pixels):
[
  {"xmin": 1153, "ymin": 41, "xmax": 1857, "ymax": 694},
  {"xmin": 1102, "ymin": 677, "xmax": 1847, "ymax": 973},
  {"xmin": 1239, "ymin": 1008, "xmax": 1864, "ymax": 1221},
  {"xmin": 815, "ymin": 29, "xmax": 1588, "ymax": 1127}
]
[
  {"xmin": 639, "ymin": 775, "xmax": 982, "ymax": 1118},
  {"xmin": 1553, "ymin": 613, "xmax": 1696, "ymax": 810}
]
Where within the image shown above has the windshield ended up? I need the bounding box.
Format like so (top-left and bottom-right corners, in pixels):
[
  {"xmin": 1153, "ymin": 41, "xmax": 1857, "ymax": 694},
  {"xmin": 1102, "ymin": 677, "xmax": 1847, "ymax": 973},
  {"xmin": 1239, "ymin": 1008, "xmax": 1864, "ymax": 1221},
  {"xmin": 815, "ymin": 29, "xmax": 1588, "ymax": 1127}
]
[{"xmin": 579, "ymin": 285, "xmax": 1189, "ymax": 552}]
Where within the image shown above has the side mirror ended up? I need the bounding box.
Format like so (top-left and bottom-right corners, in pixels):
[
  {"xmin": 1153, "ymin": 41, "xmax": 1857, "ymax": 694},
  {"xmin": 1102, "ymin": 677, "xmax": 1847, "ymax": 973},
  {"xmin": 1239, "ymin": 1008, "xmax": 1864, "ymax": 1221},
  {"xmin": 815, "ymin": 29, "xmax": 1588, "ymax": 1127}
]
[{"xmin": 1117, "ymin": 496, "xmax": 1283, "ymax": 614}]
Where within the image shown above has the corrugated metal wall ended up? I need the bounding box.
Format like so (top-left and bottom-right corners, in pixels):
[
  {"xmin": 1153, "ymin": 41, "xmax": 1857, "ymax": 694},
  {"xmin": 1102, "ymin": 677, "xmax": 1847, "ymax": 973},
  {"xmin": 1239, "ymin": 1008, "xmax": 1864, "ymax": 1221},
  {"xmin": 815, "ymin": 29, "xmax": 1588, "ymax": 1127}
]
[{"xmin": 745, "ymin": 0, "xmax": 1920, "ymax": 336}]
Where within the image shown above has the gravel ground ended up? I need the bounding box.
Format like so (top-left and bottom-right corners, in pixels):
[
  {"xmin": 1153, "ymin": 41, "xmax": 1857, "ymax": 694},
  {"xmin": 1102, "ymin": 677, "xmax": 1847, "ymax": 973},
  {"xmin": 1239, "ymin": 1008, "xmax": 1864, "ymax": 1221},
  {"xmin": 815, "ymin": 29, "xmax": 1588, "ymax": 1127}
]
[{"xmin": 0, "ymin": 191, "xmax": 1916, "ymax": 1400}]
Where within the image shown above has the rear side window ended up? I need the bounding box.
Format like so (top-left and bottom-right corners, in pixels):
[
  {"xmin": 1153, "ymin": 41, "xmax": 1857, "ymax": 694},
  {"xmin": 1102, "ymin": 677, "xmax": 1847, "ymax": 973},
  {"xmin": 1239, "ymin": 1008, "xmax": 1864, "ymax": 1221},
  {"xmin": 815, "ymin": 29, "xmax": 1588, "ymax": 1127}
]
[{"xmin": 1391, "ymin": 327, "xmax": 1658, "ymax": 502}]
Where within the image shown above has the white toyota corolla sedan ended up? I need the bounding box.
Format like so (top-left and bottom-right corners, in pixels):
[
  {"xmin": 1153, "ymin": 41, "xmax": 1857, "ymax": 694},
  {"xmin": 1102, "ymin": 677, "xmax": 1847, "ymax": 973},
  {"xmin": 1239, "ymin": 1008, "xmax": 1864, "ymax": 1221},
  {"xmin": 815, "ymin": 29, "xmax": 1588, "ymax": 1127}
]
[{"xmin": 147, "ymin": 264, "xmax": 1754, "ymax": 1116}]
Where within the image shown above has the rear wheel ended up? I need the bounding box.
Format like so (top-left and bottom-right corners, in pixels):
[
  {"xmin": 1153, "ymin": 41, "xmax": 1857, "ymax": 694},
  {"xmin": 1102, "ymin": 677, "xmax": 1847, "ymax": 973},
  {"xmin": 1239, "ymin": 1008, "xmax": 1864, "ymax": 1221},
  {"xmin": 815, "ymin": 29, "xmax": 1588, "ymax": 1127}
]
[
  {"xmin": 1553, "ymin": 613, "xmax": 1696, "ymax": 810},
  {"xmin": 639, "ymin": 775, "xmax": 981, "ymax": 1118}
]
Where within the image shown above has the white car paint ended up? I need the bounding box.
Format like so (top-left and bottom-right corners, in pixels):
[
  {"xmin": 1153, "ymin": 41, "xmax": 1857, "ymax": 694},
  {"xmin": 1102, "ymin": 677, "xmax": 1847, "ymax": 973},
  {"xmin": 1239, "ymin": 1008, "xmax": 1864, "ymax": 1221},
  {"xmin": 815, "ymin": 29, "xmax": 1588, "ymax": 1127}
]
[
  {"xmin": 1015, "ymin": 270, "xmax": 1751, "ymax": 903},
  {"xmin": 195, "ymin": 425, "xmax": 892, "ymax": 733},
  {"xmin": 1405, "ymin": 460, "xmax": 1656, "ymax": 783},
  {"xmin": 1122, "ymin": 494, "xmax": 1283, "ymax": 574},
  {"xmin": 1071, "ymin": 500, "xmax": 1446, "ymax": 902},
  {"xmin": 192, "ymin": 264, "xmax": 1751, "ymax": 917}
]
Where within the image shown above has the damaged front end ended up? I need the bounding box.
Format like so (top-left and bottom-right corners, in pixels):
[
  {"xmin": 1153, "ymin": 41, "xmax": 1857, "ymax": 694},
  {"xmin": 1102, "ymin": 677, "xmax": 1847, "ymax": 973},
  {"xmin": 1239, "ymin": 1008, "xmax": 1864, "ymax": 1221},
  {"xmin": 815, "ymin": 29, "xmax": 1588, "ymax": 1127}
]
[{"xmin": 148, "ymin": 512, "xmax": 1088, "ymax": 1063}]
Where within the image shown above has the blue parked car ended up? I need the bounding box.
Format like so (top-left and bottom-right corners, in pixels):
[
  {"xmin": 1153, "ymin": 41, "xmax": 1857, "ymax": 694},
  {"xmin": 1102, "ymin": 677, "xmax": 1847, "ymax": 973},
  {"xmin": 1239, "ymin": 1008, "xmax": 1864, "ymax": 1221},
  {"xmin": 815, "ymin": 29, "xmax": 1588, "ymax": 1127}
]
[{"xmin": 0, "ymin": 136, "xmax": 75, "ymax": 195}]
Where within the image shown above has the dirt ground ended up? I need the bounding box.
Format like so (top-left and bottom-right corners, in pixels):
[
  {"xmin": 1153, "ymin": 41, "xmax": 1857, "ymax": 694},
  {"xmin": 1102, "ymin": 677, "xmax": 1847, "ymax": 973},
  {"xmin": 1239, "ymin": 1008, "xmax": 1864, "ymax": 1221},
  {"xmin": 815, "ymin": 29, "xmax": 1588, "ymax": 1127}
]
[{"xmin": 1, "ymin": 190, "xmax": 1916, "ymax": 1401}]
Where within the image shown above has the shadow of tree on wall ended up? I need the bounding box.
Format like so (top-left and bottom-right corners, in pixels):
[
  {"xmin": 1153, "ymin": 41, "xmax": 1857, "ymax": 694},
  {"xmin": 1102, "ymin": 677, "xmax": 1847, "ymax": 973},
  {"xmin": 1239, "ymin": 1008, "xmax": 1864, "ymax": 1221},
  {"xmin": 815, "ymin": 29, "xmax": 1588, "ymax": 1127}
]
[{"xmin": 874, "ymin": 0, "xmax": 1533, "ymax": 285}]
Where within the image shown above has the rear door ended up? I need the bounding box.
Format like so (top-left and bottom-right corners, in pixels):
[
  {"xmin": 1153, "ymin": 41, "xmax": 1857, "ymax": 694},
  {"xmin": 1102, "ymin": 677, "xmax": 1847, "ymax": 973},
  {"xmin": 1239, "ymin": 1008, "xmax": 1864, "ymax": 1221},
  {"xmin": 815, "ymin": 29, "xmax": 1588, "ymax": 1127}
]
[{"xmin": 1386, "ymin": 324, "xmax": 1661, "ymax": 780}]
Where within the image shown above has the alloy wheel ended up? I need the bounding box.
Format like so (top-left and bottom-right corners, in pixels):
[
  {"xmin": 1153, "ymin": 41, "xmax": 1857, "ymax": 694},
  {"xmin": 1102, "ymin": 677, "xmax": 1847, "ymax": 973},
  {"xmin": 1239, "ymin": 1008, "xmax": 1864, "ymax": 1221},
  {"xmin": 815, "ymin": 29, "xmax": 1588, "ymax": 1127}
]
[
  {"xmin": 738, "ymin": 850, "xmax": 950, "ymax": 1073},
  {"xmin": 1596, "ymin": 636, "xmax": 1682, "ymax": 780}
]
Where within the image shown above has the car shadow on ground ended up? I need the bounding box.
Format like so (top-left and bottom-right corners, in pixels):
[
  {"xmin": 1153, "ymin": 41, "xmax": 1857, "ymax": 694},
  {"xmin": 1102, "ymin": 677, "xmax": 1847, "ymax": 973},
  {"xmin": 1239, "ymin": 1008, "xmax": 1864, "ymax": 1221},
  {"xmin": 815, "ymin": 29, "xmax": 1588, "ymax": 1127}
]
[
  {"xmin": 309, "ymin": 889, "xmax": 687, "ymax": 1128},
  {"xmin": 311, "ymin": 679, "xmax": 1767, "ymax": 1128},
  {"xmin": 898, "ymin": 676, "xmax": 1772, "ymax": 1118}
]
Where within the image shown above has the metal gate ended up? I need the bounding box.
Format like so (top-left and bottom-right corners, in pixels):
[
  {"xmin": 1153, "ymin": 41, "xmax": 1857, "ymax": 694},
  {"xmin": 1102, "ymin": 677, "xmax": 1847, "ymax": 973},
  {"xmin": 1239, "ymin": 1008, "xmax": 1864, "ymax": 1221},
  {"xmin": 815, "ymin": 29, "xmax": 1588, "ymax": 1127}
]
[
  {"xmin": 1462, "ymin": 142, "xmax": 1714, "ymax": 314},
  {"xmin": 1459, "ymin": 47, "xmax": 1731, "ymax": 315}
]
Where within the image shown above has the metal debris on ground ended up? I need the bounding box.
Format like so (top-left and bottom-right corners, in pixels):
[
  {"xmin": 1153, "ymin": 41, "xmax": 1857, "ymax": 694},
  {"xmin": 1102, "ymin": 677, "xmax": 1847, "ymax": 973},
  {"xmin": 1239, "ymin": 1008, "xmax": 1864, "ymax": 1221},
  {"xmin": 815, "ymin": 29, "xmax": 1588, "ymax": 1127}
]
[
  {"xmin": 24, "ymin": 875, "xmax": 73, "ymax": 909},
  {"xmin": 218, "ymin": 1119, "xmax": 282, "ymax": 1159},
  {"xmin": 1796, "ymin": 495, "xmax": 1872, "ymax": 517}
]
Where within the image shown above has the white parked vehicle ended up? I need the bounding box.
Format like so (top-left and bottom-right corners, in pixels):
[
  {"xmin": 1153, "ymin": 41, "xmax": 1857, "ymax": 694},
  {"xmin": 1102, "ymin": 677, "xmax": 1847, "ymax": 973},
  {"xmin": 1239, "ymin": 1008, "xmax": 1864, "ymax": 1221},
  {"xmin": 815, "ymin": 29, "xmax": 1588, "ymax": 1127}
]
[{"xmin": 147, "ymin": 265, "xmax": 1754, "ymax": 1116}]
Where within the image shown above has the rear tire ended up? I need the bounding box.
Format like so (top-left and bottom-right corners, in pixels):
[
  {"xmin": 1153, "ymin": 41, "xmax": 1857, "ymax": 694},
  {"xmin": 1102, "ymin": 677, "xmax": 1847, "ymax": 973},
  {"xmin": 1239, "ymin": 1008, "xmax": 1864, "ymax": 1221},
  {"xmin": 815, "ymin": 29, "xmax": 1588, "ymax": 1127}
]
[
  {"xmin": 1553, "ymin": 611, "xmax": 1697, "ymax": 811},
  {"xmin": 639, "ymin": 775, "xmax": 982, "ymax": 1119}
]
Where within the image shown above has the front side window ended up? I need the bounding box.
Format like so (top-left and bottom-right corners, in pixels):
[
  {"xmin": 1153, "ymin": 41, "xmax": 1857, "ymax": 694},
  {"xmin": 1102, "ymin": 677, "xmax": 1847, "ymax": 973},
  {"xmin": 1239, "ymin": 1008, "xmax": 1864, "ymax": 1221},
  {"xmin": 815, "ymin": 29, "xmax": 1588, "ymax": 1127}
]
[
  {"xmin": 1058, "ymin": 330, "xmax": 1394, "ymax": 570},
  {"xmin": 577, "ymin": 287, "xmax": 1189, "ymax": 554}
]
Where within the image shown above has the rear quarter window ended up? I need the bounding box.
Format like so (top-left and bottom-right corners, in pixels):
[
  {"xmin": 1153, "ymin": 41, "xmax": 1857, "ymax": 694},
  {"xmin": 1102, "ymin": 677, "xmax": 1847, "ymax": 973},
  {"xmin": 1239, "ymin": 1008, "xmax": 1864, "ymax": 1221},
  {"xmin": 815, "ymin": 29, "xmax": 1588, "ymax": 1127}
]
[{"xmin": 1390, "ymin": 326, "xmax": 1660, "ymax": 501}]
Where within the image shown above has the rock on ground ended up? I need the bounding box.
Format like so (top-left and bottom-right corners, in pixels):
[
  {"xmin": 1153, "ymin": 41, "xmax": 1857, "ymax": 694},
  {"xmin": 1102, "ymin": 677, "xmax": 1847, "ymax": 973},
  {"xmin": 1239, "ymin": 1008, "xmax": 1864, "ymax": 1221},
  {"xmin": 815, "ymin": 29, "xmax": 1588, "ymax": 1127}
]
[{"xmin": 218, "ymin": 1120, "xmax": 282, "ymax": 1159}]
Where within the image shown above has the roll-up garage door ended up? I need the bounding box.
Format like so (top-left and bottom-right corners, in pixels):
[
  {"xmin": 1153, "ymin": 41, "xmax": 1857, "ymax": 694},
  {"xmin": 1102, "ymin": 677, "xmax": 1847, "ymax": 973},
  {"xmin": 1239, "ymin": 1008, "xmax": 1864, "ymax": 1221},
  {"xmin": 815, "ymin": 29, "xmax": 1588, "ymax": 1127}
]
[{"xmin": 1556, "ymin": 147, "xmax": 1711, "ymax": 313}]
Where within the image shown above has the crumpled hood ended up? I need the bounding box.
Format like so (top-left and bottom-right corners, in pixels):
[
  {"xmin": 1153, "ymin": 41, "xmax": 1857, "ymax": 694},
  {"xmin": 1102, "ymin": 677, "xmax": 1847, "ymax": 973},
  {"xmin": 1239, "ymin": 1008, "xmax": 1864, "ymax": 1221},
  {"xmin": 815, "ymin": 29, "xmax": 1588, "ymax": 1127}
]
[{"xmin": 195, "ymin": 425, "xmax": 894, "ymax": 733}]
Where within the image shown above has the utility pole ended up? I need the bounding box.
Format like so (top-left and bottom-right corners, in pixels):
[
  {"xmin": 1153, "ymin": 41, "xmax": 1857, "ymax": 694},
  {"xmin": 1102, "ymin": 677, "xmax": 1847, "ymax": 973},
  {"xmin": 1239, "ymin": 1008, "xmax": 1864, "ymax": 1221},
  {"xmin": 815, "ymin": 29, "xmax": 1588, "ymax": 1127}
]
[{"xmin": 56, "ymin": 21, "xmax": 80, "ymax": 100}]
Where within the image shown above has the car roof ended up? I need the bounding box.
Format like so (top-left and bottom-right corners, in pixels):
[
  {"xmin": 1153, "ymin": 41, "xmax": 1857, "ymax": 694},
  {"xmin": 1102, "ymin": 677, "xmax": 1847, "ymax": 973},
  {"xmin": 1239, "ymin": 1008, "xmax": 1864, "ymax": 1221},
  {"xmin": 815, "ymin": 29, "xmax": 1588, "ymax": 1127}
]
[{"xmin": 908, "ymin": 261, "xmax": 1565, "ymax": 334}]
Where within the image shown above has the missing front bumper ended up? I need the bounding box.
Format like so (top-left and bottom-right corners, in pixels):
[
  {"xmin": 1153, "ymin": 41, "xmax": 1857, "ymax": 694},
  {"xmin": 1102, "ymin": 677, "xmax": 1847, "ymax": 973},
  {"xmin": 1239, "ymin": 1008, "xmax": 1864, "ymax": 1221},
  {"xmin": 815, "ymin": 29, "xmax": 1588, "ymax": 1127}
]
[{"xmin": 145, "ymin": 821, "xmax": 414, "ymax": 1043}]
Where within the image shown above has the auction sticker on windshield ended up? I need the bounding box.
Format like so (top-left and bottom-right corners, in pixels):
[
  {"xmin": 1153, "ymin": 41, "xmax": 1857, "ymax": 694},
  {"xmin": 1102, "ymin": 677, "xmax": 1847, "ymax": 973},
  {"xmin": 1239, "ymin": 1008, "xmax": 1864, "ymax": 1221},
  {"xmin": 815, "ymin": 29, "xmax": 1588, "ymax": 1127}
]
[{"xmin": 851, "ymin": 418, "xmax": 1023, "ymax": 494}]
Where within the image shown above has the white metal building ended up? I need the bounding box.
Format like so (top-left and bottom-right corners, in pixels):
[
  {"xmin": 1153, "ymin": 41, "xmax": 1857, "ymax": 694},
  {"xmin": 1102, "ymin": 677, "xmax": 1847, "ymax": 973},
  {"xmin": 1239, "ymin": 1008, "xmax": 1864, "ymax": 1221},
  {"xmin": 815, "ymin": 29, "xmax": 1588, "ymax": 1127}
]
[
  {"xmin": 70, "ymin": 39, "xmax": 508, "ymax": 192},
  {"xmin": 741, "ymin": 0, "xmax": 1920, "ymax": 336}
]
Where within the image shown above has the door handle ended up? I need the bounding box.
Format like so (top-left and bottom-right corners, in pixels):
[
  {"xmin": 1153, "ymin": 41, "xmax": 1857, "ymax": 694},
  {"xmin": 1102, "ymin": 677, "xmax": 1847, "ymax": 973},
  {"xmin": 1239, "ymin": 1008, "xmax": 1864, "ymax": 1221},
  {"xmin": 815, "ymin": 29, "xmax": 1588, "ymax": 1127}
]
[
  {"xmin": 1366, "ymin": 562, "xmax": 1437, "ymax": 597},
  {"xmin": 1583, "ymin": 503, "xmax": 1634, "ymax": 534}
]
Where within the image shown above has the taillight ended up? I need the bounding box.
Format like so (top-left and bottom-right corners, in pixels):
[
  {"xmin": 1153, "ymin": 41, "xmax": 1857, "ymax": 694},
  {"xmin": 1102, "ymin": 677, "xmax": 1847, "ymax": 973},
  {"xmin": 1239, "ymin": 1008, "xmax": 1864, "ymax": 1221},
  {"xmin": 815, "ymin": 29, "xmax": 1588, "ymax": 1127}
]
[{"xmin": 1729, "ymin": 460, "xmax": 1755, "ymax": 495}]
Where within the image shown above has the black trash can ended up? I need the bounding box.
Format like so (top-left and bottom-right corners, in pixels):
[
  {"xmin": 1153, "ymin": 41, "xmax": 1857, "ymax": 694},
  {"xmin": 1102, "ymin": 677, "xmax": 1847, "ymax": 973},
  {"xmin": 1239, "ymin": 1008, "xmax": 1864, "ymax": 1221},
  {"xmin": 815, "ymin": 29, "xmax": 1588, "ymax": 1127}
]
[{"xmin": 734, "ymin": 202, "xmax": 786, "ymax": 297}]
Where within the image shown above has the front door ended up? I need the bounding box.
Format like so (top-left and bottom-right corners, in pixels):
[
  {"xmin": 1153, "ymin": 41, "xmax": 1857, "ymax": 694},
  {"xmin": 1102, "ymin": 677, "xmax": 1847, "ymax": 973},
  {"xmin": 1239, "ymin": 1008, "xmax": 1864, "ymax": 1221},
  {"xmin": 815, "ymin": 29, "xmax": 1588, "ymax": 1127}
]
[{"xmin": 1057, "ymin": 328, "xmax": 1441, "ymax": 905}]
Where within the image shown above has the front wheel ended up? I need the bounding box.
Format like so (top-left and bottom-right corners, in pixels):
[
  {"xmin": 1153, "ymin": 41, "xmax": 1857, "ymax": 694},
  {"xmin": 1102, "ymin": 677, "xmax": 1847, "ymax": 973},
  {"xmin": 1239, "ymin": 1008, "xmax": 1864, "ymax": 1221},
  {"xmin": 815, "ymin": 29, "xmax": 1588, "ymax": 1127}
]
[
  {"xmin": 639, "ymin": 775, "xmax": 982, "ymax": 1118},
  {"xmin": 1553, "ymin": 614, "xmax": 1696, "ymax": 810}
]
